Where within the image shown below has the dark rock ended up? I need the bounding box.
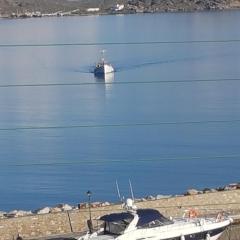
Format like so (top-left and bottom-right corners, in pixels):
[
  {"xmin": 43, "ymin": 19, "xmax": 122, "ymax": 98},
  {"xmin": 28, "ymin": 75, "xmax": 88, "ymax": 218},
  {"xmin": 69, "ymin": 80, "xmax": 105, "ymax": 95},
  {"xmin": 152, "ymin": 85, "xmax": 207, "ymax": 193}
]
[
  {"xmin": 203, "ymin": 188, "xmax": 211, "ymax": 193},
  {"xmin": 216, "ymin": 186, "xmax": 225, "ymax": 191},
  {"xmin": 78, "ymin": 203, "xmax": 87, "ymax": 209}
]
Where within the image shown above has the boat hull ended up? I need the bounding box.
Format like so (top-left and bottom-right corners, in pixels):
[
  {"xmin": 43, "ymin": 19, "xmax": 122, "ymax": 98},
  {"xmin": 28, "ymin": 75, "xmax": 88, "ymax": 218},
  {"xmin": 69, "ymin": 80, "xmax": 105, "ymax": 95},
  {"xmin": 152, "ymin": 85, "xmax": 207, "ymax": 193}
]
[
  {"xmin": 94, "ymin": 64, "xmax": 114, "ymax": 75},
  {"xmin": 79, "ymin": 225, "xmax": 228, "ymax": 240},
  {"xmin": 115, "ymin": 219, "xmax": 231, "ymax": 240},
  {"xmin": 180, "ymin": 226, "xmax": 226, "ymax": 240}
]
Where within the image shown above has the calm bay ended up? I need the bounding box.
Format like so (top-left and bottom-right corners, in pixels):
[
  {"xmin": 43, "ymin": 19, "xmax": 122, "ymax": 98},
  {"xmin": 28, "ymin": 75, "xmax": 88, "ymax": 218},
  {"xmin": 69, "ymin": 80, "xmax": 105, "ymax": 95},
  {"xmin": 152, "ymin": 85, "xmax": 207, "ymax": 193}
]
[{"xmin": 0, "ymin": 11, "xmax": 240, "ymax": 210}]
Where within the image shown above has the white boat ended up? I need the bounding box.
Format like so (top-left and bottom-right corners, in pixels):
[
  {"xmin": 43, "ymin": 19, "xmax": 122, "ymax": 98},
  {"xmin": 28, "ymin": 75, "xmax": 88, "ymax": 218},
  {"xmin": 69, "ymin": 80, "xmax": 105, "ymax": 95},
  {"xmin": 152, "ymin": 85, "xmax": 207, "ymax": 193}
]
[
  {"xmin": 94, "ymin": 50, "xmax": 114, "ymax": 76},
  {"xmin": 78, "ymin": 198, "xmax": 232, "ymax": 240}
]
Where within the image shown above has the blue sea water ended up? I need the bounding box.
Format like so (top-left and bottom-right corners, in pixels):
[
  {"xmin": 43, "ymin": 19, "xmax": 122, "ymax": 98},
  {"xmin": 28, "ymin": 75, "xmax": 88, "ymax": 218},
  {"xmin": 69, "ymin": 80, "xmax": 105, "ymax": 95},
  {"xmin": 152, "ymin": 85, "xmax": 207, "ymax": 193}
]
[{"xmin": 0, "ymin": 11, "xmax": 240, "ymax": 211}]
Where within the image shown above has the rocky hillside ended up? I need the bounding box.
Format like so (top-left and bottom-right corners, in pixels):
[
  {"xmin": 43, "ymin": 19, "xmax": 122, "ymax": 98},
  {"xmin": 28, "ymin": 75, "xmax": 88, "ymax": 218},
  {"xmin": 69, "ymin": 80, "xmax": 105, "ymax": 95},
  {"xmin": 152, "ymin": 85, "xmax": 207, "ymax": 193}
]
[
  {"xmin": 1, "ymin": 0, "xmax": 240, "ymax": 17},
  {"xmin": 129, "ymin": 0, "xmax": 237, "ymax": 11}
]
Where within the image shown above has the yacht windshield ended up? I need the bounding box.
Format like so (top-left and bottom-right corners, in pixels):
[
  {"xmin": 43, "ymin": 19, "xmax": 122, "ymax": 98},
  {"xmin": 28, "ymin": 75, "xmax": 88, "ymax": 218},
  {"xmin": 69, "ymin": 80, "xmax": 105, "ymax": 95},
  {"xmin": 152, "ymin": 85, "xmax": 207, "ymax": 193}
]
[
  {"xmin": 104, "ymin": 219, "xmax": 130, "ymax": 235},
  {"xmin": 136, "ymin": 209, "xmax": 173, "ymax": 228},
  {"xmin": 100, "ymin": 212, "xmax": 134, "ymax": 235}
]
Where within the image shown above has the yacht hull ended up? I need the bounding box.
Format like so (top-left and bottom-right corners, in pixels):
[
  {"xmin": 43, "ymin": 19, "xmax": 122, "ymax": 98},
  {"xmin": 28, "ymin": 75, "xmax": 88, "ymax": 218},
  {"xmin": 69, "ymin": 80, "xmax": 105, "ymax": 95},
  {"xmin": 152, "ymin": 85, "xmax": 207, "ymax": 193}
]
[
  {"xmin": 79, "ymin": 225, "xmax": 228, "ymax": 240},
  {"xmin": 116, "ymin": 220, "xmax": 230, "ymax": 240}
]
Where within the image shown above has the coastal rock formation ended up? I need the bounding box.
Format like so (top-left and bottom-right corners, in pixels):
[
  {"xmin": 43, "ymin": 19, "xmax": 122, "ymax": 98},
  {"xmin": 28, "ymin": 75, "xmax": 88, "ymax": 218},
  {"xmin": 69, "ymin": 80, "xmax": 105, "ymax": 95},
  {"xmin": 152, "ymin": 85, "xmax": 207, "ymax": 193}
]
[
  {"xmin": 224, "ymin": 182, "xmax": 240, "ymax": 190},
  {"xmin": 61, "ymin": 203, "xmax": 73, "ymax": 211},
  {"xmin": 186, "ymin": 189, "xmax": 199, "ymax": 195},
  {"xmin": 0, "ymin": 211, "xmax": 6, "ymax": 219},
  {"xmin": 4, "ymin": 210, "xmax": 32, "ymax": 218},
  {"xmin": 78, "ymin": 201, "xmax": 111, "ymax": 209},
  {"xmin": 156, "ymin": 194, "xmax": 172, "ymax": 199},
  {"xmin": 34, "ymin": 206, "xmax": 51, "ymax": 215},
  {"xmin": 55, "ymin": 203, "xmax": 73, "ymax": 211},
  {"xmin": 101, "ymin": 201, "xmax": 111, "ymax": 207},
  {"xmin": 0, "ymin": 183, "xmax": 239, "ymax": 219},
  {"xmin": 146, "ymin": 195, "xmax": 156, "ymax": 200},
  {"xmin": 203, "ymin": 188, "xmax": 218, "ymax": 193},
  {"xmin": 50, "ymin": 207, "xmax": 62, "ymax": 213}
]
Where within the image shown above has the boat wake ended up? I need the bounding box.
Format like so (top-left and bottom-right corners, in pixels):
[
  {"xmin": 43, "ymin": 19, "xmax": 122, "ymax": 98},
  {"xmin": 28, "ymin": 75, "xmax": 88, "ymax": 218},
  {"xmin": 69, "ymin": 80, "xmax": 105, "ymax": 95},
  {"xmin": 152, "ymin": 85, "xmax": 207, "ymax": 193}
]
[
  {"xmin": 73, "ymin": 59, "xmax": 172, "ymax": 74},
  {"xmin": 74, "ymin": 53, "xmax": 219, "ymax": 75},
  {"xmin": 115, "ymin": 59, "xmax": 174, "ymax": 72},
  {"xmin": 114, "ymin": 54, "xmax": 210, "ymax": 72}
]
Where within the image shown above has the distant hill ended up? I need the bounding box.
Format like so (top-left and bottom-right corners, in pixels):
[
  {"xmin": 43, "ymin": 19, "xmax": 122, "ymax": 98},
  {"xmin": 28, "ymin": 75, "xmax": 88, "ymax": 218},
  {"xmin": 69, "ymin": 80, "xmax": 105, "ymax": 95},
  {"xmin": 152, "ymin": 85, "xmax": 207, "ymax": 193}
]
[{"xmin": 1, "ymin": 0, "xmax": 240, "ymax": 17}]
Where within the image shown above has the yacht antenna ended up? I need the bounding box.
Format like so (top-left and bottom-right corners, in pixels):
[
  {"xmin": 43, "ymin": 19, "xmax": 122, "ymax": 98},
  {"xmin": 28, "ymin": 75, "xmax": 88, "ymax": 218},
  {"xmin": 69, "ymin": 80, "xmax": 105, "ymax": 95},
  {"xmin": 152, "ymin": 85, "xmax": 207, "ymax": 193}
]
[
  {"xmin": 129, "ymin": 179, "xmax": 135, "ymax": 201},
  {"xmin": 116, "ymin": 180, "xmax": 123, "ymax": 203}
]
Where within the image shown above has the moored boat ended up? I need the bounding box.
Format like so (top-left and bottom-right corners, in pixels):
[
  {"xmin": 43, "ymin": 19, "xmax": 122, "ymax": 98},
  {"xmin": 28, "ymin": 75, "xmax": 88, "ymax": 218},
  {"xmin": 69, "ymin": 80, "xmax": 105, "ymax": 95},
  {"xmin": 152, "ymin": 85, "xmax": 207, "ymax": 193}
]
[{"xmin": 78, "ymin": 198, "xmax": 232, "ymax": 240}]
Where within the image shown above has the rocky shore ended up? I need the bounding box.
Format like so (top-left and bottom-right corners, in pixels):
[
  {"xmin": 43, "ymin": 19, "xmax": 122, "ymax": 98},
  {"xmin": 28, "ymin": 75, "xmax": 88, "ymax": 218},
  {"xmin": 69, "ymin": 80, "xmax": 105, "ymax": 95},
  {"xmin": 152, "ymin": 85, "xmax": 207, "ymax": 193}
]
[
  {"xmin": 1, "ymin": 182, "xmax": 239, "ymax": 220},
  {"xmin": 1, "ymin": 0, "xmax": 240, "ymax": 19}
]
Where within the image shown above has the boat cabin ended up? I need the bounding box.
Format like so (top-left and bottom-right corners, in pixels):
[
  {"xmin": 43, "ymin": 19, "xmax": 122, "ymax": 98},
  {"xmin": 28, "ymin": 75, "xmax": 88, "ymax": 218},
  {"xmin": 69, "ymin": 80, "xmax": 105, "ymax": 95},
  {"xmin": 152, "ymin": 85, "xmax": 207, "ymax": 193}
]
[{"xmin": 99, "ymin": 209, "xmax": 173, "ymax": 235}]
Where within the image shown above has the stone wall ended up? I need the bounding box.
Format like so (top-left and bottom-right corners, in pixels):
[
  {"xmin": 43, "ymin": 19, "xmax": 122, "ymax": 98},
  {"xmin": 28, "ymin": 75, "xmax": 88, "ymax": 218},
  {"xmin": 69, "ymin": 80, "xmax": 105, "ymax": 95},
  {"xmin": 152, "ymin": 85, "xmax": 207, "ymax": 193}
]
[{"xmin": 1, "ymin": 190, "xmax": 240, "ymax": 240}]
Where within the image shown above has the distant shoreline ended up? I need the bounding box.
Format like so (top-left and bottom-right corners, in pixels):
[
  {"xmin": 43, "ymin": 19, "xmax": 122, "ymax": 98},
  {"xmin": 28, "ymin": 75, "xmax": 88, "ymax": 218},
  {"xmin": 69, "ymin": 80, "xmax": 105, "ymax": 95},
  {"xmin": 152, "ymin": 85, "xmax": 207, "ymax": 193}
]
[
  {"xmin": 1, "ymin": 1, "xmax": 240, "ymax": 20},
  {"xmin": 0, "ymin": 8, "xmax": 240, "ymax": 21}
]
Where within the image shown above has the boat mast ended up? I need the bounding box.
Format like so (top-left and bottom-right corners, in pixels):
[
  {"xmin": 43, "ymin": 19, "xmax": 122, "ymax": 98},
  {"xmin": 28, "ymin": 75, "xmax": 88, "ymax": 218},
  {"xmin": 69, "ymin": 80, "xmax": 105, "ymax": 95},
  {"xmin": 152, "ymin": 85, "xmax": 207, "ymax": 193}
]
[
  {"xmin": 101, "ymin": 49, "xmax": 106, "ymax": 63},
  {"xmin": 129, "ymin": 179, "xmax": 135, "ymax": 201}
]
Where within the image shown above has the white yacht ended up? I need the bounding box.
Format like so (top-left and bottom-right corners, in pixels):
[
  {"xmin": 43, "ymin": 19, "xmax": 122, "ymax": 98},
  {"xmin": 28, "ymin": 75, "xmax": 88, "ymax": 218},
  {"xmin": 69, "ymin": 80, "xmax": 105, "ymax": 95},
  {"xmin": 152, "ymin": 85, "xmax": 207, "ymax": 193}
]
[
  {"xmin": 78, "ymin": 198, "xmax": 232, "ymax": 240},
  {"xmin": 94, "ymin": 50, "xmax": 114, "ymax": 76}
]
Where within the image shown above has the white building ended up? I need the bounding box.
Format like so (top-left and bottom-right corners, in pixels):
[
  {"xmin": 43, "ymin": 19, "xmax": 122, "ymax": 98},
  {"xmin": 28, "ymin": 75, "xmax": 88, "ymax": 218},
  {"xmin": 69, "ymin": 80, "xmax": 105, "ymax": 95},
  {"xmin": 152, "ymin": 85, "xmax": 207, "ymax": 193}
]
[
  {"xmin": 114, "ymin": 4, "xmax": 124, "ymax": 11},
  {"xmin": 87, "ymin": 8, "xmax": 100, "ymax": 12}
]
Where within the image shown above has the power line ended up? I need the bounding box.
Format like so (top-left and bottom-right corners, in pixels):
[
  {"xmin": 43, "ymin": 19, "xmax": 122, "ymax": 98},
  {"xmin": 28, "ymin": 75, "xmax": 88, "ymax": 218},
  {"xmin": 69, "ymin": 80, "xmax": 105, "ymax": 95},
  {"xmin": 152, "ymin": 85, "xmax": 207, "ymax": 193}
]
[
  {"xmin": 1, "ymin": 77, "xmax": 240, "ymax": 88},
  {"xmin": 0, "ymin": 119, "xmax": 240, "ymax": 131},
  {"xmin": 1, "ymin": 39, "xmax": 240, "ymax": 48},
  {"xmin": 4, "ymin": 153, "xmax": 240, "ymax": 167}
]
